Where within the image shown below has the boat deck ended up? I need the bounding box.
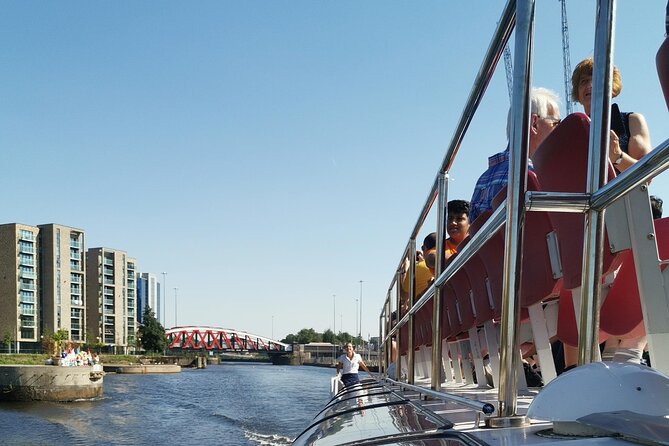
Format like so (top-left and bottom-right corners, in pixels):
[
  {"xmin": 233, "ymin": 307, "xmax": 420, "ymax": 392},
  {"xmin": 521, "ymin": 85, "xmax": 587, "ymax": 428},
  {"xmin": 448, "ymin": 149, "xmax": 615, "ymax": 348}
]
[{"xmin": 292, "ymin": 376, "xmax": 669, "ymax": 446}]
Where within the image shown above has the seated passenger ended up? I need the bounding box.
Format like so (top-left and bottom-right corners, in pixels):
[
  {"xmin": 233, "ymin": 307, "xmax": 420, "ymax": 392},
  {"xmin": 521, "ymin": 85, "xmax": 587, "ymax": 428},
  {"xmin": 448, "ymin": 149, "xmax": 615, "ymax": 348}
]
[
  {"xmin": 444, "ymin": 199, "xmax": 470, "ymax": 260},
  {"xmin": 401, "ymin": 232, "xmax": 437, "ymax": 304},
  {"xmin": 651, "ymin": 195, "xmax": 663, "ymax": 220},
  {"xmin": 571, "ymin": 57, "xmax": 652, "ymax": 173},
  {"xmin": 469, "ymin": 87, "xmax": 561, "ymax": 222}
]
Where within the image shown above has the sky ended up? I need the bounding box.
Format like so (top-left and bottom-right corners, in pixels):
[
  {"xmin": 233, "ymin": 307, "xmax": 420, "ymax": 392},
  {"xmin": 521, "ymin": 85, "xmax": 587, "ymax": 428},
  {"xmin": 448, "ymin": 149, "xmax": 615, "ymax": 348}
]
[{"xmin": 1, "ymin": 1, "xmax": 667, "ymax": 342}]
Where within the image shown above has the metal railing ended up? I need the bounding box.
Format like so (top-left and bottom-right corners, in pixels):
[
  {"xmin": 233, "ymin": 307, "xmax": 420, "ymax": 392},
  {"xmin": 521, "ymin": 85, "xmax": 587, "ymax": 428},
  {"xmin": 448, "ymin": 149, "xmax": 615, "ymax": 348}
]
[{"xmin": 379, "ymin": 0, "xmax": 667, "ymax": 425}]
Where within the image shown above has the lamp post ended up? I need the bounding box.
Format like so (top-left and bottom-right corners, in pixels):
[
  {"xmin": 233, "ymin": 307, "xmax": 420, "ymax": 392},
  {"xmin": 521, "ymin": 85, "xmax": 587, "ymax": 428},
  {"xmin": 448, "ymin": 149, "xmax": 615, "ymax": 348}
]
[
  {"xmin": 359, "ymin": 280, "xmax": 363, "ymax": 339},
  {"xmin": 332, "ymin": 294, "xmax": 336, "ymax": 362},
  {"xmin": 355, "ymin": 298, "xmax": 359, "ymax": 347},
  {"xmin": 359, "ymin": 280, "xmax": 364, "ymax": 355},
  {"xmin": 161, "ymin": 272, "xmax": 167, "ymax": 326},
  {"xmin": 174, "ymin": 287, "xmax": 178, "ymax": 327}
]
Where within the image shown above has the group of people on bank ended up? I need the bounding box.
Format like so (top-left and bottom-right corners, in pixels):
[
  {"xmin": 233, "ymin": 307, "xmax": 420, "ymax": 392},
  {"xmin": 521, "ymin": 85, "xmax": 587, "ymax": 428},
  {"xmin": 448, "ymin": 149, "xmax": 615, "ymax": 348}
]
[
  {"xmin": 58, "ymin": 346, "xmax": 100, "ymax": 367},
  {"xmin": 335, "ymin": 55, "xmax": 665, "ymax": 388}
]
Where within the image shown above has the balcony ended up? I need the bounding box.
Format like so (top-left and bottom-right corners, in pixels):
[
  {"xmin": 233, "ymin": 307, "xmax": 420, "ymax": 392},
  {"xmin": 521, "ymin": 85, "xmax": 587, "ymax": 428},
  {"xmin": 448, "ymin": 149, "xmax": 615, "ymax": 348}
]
[
  {"xmin": 70, "ymin": 240, "xmax": 81, "ymax": 249},
  {"xmin": 18, "ymin": 257, "xmax": 35, "ymax": 266},
  {"xmin": 18, "ymin": 244, "xmax": 34, "ymax": 254},
  {"xmin": 71, "ymin": 299, "xmax": 84, "ymax": 306},
  {"xmin": 70, "ymin": 322, "xmax": 82, "ymax": 330},
  {"xmin": 20, "ymin": 307, "xmax": 35, "ymax": 316},
  {"xmin": 71, "ymin": 275, "xmax": 82, "ymax": 284},
  {"xmin": 103, "ymin": 278, "xmax": 114, "ymax": 285},
  {"xmin": 20, "ymin": 319, "xmax": 36, "ymax": 328},
  {"xmin": 20, "ymin": 270, "xmax": 36, "ymax": 279},
  {"xmin": 20, "ymin": 295, "xmax": 35, "ymax": 303},
  {"xmin": 19, "ymin": 232, "xmax": 35, "ymax": 241},
  {"xmin": 19, "ymin": 282, "xmax": 35, "ymax": 291},
  {"xmin": 70, "ymin": 252, "xmax": 81, "ymax": 261},
  {"xmin": 103, "ymin": 258, "xmax": 114, "ymax": 266},
  {"xmin": 70, "ymin": 287, "xmax": 81, "ymax": 295}
]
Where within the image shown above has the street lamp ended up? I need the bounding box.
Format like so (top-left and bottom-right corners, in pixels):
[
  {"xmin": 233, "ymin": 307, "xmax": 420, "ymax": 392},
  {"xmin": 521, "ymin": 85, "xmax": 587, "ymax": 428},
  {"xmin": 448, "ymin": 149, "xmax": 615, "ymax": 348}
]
[
  {"xmin": 355, "ymin": 298, "xmax": 359, "ymax": 346},
  {"xmin": 161, "ymin": 272, "xmax": 167, "ymax": 326},
  {"xmin": 332, "ymin": 294, "xmax": 336, "ymax": 362},
  {"xmin": 174, "ymin": 287, "xmax": 178, "ymax": 327},
  {"xmin": 359, "ymin": 280, "xmax": 363, "ymax": 339}
]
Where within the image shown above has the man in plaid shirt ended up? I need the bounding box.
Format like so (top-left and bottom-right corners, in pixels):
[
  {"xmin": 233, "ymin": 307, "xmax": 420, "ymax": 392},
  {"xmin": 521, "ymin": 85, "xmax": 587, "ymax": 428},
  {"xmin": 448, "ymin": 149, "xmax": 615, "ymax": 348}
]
[{"xmin": 469, "ymin": 87, "xmax": 561, "ymax": 222}]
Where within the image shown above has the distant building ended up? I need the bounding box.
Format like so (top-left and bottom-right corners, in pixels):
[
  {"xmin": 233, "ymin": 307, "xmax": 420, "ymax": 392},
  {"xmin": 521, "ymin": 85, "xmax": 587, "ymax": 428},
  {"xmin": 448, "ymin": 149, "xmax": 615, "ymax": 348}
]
[
  {"xmin": 38, "ymin": 224, "xmax": 86, "ymax": 343},
  {"xmin": 136, "ymin": 272, "xmax": 160, "ymax": 324},
  {"xmin": 0, "ymin": 224, "xmax": 40, "ymax": 352},
  {"xmin": 86, "ymin": 247, "xmax": 137, "ymax": 353}
]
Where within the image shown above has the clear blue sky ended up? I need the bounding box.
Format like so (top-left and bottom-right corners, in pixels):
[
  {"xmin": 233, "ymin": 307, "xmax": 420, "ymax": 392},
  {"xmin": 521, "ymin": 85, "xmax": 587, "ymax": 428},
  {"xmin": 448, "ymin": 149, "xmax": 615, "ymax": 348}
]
[{"xmin": 1, "ymin": 1, "xmax": 667, "ymax": 341}]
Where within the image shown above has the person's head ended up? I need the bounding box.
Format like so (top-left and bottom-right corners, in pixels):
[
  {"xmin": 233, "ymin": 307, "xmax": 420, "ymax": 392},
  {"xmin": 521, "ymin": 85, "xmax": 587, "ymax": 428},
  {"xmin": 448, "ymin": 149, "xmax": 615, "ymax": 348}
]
[
  {"xmin": 529, "ymin": 87, "xmax": 561, "ymax": 156},
  {"xmin": 422, "ymin": 232, "xmax": 437, "ymax": 270},
  {"xmin": 345, "ymin": 342, "xmax": 354, "ymax": 355},
  {"xmin": 651, "ymin": 195, "xmax": 664, "ymax": 219},
  {"xmin": 571, "ymin": 57, "xmax": 623, "ymax": 115},
  {"xmin": 506, "ymin": 87, "xmax": 561, "ymax": 156},
  {"xmin": 447, "ymin": 200, "xmax": 470, "ymax": 244}
]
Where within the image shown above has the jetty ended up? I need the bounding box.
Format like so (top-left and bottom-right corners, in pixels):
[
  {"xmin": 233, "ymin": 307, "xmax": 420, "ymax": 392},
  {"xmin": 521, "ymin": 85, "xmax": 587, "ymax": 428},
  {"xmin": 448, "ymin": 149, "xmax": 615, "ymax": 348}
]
[{"xmin": 0, "ymin": 364, "xmax": 104, "ymax": 402}]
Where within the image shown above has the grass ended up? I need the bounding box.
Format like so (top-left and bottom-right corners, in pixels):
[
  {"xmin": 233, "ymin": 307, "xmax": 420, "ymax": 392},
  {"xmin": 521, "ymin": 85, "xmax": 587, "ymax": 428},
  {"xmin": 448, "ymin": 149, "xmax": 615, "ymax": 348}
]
[{"xmin": 0, "ymin": 354, "xmax": 50, "ymax": 365}]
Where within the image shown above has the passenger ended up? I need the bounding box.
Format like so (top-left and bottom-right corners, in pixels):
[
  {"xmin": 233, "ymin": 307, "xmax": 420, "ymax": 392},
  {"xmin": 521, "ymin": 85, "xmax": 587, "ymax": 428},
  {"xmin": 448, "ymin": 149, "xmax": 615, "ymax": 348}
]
[
  {"xmin": 571, "ymin": 57, "xmax": 652, "ymax": 173},
  {"xmin": 445, "ymin": 200, "xmax": 470, "ymax": 260},
  {"xmin": 336, "ymin": 342, "xmax": 370, "ymax": 387},
  {"xmin": 401, "ymin": 232, "xmax": 437, "ymax": 305},
  {"xmin": 651, "ymin": 195, "xmax": 663, "ymax": 220},
  {"xmin": 469, "ymin": 87, "xmax": 561, "ymax": 222},
  {"xmin": 567, "ymin": 59, "xmax": 653, "ymax": 368}
]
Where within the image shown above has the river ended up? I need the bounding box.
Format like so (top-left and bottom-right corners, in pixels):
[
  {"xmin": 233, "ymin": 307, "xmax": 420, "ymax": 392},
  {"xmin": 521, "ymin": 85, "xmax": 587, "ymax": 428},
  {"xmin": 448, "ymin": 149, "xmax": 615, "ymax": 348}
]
[{"xmin": 0, "ymin": 363, "xmax": 334, "ymax": 445}]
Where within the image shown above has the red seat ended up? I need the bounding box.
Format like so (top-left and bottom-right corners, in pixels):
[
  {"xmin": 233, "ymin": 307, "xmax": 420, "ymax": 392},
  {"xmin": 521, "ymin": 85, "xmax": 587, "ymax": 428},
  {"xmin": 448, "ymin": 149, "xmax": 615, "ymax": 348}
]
[
  {"xmin": 461, "ymin": 250, "xmax": 495, "ymax": 325},
  {"xmin": 600, "ymin": 217, "xmax": 669, "ymax": 337},
  {"xmin": 490, "ymin": 171, "xmax": 561, "ymax": 308},
  {"xmin": 657, "ymin": 37, "xmax": 669, "ymax": 111},
  {"xmin": 469, "ymin": 211, "xmax": 506, "ymax": 319},
  {"xmin": 531, "ymin": 113, "xmax": 622, "ymax": 290}
]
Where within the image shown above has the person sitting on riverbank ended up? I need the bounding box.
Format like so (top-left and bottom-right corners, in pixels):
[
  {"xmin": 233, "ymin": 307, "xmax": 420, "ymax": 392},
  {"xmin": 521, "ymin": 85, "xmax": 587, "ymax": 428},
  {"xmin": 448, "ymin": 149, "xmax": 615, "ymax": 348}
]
[{"xmin": 336, "ymin": 342, "xmax": 370, "ymax": 387}]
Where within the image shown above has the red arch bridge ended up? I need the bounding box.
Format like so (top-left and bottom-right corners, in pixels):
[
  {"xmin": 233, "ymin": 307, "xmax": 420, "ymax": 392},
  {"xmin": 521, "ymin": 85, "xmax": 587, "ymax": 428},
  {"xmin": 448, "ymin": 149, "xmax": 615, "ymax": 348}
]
[{"xmin": 165, "ymin": 326, "xmax": 291, "ymax": 352}]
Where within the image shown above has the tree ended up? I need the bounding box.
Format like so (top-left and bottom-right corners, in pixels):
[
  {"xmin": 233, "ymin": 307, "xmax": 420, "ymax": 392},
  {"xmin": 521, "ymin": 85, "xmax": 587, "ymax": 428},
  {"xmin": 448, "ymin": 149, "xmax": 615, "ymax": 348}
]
[
  {"xmin": 322, "ymin": 329, "xmax": 336, "ymax": 344},
  {"xmin": 138, "ymin": 306, "xmax": 167, "ymax": 353},
  {"xmin": 2, "ymin": 331, "xmax": 13, "ymax": 354}
]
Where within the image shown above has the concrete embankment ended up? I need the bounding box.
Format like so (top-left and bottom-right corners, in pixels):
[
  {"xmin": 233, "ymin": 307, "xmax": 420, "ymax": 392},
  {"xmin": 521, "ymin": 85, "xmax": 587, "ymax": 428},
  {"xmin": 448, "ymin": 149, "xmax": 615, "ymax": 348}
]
[
  {"xmin": 103, "ymin": 364, "xmax": 181, "ymax": 374},
  {"xmin": 0, "ymin": 365, "xmax": 104, "ymax": 402}
]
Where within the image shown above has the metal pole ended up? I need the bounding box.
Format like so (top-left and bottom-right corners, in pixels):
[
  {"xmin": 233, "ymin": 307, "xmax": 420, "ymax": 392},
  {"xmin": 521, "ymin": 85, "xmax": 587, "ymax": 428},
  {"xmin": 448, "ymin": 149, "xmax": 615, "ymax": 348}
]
[
  {"xmin": 431, "ymin": 172, "xmax": 449, "ymax": 391},
  {"xmin": 493, "ymin": 0, "xmax": 535, "ymax": 425},
  {"xmin": 395, "ymin": 271, "xmax": 402, "ymax": 381},
  {"xmin": 359, "ymin": 280, "xmax": 363, "ymax": 340},
  {"xmin": 174, "ymin": 287, "xmax": 178, "ymax": 327},
  {"xmin": 355, "ymin": 298, "xmax": 359, "ymax": 345},
  {"xmin": 161, "ymin": 272, "xmax": 167, "ymax": 326},
  {"xmin": 333, "ymin": 294, "xmax": 336, "ymax": 362},
  {"xmin": 408, "ymin": 240, "xmax": 417, "ymax": 384},
  {"xmin": 579, "ymin": 0, "xmax": 617, "ymax": 365}
]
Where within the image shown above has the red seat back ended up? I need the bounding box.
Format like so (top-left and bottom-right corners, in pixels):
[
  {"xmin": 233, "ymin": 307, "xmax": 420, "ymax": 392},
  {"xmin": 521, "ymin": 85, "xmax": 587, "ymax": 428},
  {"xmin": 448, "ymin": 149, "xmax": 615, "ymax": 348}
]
[
  {"xmin": 490, "ymin": 171, "xmax": 561, "ymax": 307},
  {"xmin": 531, "ymin": 113, "xmax": 620, "ymax": 289},
  {"xmin": 600, "ymin": 217, "xmax": 669, "ymax": 337},
  {"xmin": 457, "ymin": 236, "xmax": 496, "ymax": 325}
]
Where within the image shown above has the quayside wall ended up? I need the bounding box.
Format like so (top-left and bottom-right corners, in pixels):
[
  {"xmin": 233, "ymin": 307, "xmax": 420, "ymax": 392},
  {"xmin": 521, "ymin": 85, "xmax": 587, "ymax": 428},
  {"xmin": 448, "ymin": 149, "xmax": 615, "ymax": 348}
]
[{"xmin": 0, "ymin": 365, "xmax": 103, "ymax": 402}]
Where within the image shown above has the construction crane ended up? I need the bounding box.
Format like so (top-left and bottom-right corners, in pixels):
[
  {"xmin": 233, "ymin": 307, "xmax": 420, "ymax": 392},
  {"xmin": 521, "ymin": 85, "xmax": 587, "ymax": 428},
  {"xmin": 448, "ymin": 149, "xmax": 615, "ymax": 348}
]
[
  {"xmin": 503, "ymin": 1, "xmax": 573, "ymax": 114},
  {"xmin": 503, "ymin": 44, "xmax": 513, "ymax": 101},
  {"xmin": 560, "ymin": 0, "xmax": 573, "ymax": 114}
]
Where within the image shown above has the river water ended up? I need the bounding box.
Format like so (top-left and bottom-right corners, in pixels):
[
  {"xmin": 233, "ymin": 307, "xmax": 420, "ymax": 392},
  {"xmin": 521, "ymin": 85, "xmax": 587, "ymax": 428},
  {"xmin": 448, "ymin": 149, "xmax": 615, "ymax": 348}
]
[{"xmin": 0, "ymin": 363, "xmax": 334, "ymax": 446}]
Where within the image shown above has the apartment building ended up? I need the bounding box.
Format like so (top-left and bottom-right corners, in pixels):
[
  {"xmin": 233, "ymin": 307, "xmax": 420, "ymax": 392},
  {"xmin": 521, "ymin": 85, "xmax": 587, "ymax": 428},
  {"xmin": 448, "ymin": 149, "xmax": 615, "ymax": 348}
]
[
  {"xmin": 38, "ymin": 224, "xmax": 86, "ymax": 342},
  {"xmin": 136, "ymin": 272, "xmax": 160, "ymax": 324},
  {"xmin": 0, "ymin": 224, "xmax": 40, "ymax": 352},
  {"xmin": 86, "ymin": 248, "xmax": 137, "ymax": 353}
]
